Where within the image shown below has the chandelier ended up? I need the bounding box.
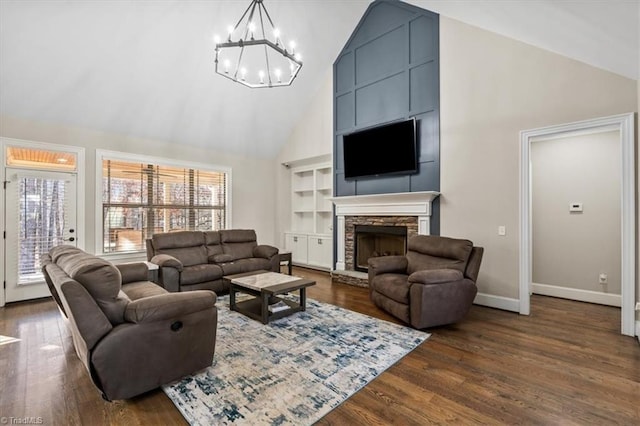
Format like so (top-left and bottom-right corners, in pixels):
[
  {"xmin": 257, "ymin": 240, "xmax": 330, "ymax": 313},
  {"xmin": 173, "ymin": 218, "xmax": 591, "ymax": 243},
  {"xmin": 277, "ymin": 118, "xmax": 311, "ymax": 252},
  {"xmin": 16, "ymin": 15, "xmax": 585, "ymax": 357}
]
[{"xmin": 214, "ymin": 0, "xmax": 303, "ymax": 88}]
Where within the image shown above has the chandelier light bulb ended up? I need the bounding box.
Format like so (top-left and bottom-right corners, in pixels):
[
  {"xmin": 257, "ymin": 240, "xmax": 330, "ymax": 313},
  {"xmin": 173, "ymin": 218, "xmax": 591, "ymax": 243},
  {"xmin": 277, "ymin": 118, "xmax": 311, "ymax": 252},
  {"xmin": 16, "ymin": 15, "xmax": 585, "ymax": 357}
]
[{"xmin": 213, "ymin": 0, "xmax": 303, "ymax": 88}]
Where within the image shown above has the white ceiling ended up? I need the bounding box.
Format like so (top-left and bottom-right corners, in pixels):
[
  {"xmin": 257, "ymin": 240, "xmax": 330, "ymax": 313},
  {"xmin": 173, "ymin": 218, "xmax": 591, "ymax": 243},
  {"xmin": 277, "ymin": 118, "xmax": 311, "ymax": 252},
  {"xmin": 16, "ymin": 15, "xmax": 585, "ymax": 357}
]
[{"xmin": 1, "ymin": 0, "xmax": 638, "ymax": 159}]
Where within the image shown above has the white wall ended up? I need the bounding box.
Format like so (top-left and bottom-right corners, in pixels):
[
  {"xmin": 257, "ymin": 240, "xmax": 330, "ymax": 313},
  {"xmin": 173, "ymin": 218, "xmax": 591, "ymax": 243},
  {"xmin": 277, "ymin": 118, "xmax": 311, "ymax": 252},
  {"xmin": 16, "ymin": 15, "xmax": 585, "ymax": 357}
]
[
  {"xmin": 531, "ymin": 130, "xmax": 621, "ymax": 295},
  {"xmin": 275, "ymin": 74, "xmax": 333, "ymax": 247},
  {"xmin": 439, "ymin": 17, "xmax": 637, "ymax": 301},
  {"xmin": 0, "ymin": 115, "xmax": 278, "ymax": 257}
]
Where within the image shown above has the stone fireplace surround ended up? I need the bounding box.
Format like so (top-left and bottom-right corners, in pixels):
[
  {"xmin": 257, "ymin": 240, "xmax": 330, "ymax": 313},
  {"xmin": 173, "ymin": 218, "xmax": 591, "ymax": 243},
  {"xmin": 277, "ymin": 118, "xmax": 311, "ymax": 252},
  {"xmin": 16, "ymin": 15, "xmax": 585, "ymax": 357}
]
[
  {"xmin": 330, "ymin": 191, "xmax": 440, "ymax": 286},
  {"xmin": 349, "ymin": 219, "xmax": 416, "ymax": 271}
]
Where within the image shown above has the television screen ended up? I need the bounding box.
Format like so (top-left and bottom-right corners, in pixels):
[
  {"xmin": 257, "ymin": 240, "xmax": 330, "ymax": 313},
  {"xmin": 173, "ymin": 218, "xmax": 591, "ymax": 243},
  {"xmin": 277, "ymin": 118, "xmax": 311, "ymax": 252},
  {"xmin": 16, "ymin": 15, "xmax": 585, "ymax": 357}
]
[{"xmin": 343, "ymin": 119, "xmax": 417, "ymax": 179}]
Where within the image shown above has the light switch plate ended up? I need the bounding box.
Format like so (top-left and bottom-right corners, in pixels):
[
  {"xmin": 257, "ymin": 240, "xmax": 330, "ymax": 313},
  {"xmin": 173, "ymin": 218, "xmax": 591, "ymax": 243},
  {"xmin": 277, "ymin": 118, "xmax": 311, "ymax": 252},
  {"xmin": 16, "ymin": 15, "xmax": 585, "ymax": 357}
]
[{"xmin": 498, "ymin": 226, "xmax": 506, "ymax": 236}]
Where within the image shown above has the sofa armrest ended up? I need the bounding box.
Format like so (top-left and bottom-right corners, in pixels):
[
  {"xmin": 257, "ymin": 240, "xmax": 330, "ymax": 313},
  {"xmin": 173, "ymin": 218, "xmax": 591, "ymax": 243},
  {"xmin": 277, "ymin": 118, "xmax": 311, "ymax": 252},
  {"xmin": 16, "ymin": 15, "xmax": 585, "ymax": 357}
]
[
  {"xmin": 124, "ymin": 291, "xmax": 217, "ymax": 323},
  {"xmin": 368, "ymin": 256, "xmax": 408, "ymax": 275},
  {"xmin": 408, "ymin": 269, "xmax": 464, "ymax": 285},
  {"xmin": 150, "ymin": 254, "xmax": 183, "ymax": 272},
  {"xmin": 253, "ymin": 244, "xmax": 278, "ymax": 259},
  {"xmin": 116, "ymin": 262, "xmax": 149, "ymax": 284}
]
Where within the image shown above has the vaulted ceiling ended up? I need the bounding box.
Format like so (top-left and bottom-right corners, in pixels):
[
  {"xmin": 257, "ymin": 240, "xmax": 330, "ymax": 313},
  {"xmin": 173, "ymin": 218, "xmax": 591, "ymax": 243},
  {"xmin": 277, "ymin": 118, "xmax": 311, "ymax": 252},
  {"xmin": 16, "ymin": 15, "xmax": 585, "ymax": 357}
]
[{"xmin": 1, "ymin": 1, "xmax": 638, "ymax": 159}]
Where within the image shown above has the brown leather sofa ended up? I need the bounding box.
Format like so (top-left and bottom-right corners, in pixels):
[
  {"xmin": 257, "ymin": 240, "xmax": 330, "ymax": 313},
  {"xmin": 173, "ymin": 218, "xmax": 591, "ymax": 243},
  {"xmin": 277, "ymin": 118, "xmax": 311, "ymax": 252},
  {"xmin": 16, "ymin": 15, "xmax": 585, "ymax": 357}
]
[
  {"xmin": 42, "ymin": 245, "xmax": 217, "ymax": 401},
  {"xmin": 368, "ymin": 235, "xmax": 483, "ymax": 329},
  {"xmin": 146, "ymin": 229, "xmax": 279, "ymax": 293}
]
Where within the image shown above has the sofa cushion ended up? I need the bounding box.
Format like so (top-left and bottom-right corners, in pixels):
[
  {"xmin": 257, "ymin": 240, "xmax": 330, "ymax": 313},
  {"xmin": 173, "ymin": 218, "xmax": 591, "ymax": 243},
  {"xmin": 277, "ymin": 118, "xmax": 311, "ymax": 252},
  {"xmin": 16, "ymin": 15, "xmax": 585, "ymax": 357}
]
[
  {"xmin": 406, "ymin": 236, "xmax": 473, "ymax": 275},
  {"xmin": 204, "ymin": 231, "xmax": 223, "ymax": 257},
  {"xmin": 223, "ymin": 242, "xmax": 257, "ymax": 260},
  {"xmin": 152, "ymin": 231, "xmax": 205, "ymax": 250},
  {"xmin": 370, "ymin": 273, "xmax": 410, "ymax": 304},
  {"xmin": 210, "ymin": 253, "xmax": 233, "ymax": 263},
  {"xmin": 156, "ymin": 246, "xmax": 208, "ymax": 267},
  {"xmin": 219, "ymin": 258, "xmax": 271, "ymax": 276},
  {"xmin": 220, "ymin": 229, "xmax": 257, "ymax": 243},
  {"xmin": 181, "ymin": 264, "xmax": 223, "ymax": 285},
  {"xmin": 122, "ymin": 281, "xmax": 167, "ymax": 301},
  {"xmin": 51, "ymin": 246, "xmax": 129, "ymax": 324}
]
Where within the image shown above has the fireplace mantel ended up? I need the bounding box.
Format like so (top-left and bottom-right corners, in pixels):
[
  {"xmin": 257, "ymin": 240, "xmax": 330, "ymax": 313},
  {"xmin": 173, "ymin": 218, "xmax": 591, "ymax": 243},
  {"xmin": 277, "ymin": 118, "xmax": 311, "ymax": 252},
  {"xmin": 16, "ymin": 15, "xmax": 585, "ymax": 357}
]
[
  {"xmin": 330, "ymin": 191, "xmax": 440, "ymax": 271},
  {"xmin": 329, "ymin": 191, "xmax": 440, "ymax": 217}
]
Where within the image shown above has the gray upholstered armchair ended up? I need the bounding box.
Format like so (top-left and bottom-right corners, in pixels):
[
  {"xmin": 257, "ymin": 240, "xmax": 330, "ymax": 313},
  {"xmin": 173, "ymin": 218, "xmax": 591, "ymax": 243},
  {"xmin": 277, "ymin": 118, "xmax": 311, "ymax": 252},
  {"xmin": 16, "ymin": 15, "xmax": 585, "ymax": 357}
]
[{"xmin": 368, "ymin": 235, "xmax": 483, "ymax": 329}]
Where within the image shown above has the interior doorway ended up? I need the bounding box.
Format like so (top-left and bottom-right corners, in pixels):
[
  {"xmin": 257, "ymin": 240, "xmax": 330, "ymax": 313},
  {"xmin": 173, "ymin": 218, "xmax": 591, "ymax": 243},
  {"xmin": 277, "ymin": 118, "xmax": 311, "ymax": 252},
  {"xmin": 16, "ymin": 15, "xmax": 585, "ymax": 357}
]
[
  {"xmin": 531, "ymin": 130, "xmax": 621, "ymax": 306},
  {"xmin": 1, "ymin": 138, "xmax": 85, "ymax": 305},
  {"xmin": 519, "ymin": 113, "xmax": 635, "ymax": 336}
]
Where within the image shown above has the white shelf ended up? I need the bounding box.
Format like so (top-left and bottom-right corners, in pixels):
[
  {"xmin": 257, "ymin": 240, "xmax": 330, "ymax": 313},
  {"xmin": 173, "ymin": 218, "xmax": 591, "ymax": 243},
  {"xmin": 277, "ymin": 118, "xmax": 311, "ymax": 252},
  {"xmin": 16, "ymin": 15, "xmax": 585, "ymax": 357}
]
[{"xmin": 287, "ymin": 161, "xmax": 334, "ymax": 269}]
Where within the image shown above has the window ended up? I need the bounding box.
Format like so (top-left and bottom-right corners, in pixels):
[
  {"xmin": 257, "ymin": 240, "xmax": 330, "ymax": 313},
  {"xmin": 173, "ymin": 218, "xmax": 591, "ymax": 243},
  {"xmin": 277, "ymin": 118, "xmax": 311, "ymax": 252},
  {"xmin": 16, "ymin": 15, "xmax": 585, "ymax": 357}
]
[{"xmin": 100, "ymin": 154, "xmax": 229, "ymax": 254}]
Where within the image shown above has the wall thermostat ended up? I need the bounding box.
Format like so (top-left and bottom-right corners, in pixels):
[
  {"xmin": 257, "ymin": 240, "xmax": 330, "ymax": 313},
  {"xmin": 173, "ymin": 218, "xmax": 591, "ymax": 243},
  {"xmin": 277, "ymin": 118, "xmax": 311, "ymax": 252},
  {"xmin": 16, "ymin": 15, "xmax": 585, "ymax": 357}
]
[{"xmin": 569, "ymin": 202, "xmax": 583, "ymax": 213}]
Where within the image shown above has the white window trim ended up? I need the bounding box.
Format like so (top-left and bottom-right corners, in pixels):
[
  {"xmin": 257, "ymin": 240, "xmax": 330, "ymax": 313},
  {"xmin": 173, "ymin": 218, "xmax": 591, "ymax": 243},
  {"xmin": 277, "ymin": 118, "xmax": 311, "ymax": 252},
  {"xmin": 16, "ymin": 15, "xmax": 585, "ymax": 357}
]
[{"xmin": 95, "ymin": 149, "xmax": 232, "ymax": 258}]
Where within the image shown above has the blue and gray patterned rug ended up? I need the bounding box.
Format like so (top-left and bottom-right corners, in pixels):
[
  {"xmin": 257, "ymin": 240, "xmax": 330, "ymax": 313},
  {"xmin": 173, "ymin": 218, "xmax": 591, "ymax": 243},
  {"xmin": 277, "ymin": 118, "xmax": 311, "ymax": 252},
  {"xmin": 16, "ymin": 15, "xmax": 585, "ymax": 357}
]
[{"xmin": 163, "ymin": 296, "xmax": 429, "ymax": 425}]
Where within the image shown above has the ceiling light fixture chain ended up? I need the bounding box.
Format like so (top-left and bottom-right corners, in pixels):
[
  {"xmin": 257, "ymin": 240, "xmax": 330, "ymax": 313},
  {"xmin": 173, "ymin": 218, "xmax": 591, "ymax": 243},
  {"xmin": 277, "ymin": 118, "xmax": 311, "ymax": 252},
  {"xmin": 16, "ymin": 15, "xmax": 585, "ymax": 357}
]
[{"xmin": 213, "ymin": 0, "xmax": 303, "ymax": 88}]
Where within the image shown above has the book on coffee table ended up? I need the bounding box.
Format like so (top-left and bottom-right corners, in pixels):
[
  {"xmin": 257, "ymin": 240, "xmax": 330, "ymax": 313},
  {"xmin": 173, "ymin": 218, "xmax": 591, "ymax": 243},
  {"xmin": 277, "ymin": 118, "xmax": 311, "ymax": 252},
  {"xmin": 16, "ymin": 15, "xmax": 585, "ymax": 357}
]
[{"xmin": 268, "ymin": 301, "xmax": 290, "ymax": 313}]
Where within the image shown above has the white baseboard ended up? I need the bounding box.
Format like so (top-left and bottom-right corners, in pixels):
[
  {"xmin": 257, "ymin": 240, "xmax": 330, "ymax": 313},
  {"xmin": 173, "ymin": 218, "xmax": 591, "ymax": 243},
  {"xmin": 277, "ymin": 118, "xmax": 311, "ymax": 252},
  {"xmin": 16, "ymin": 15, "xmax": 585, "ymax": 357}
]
[
  {"xmin": 532, "ymin": 282, "xmax": 621, "ymax": 307},
  {"xmin": 474, "ymin": 292, "xmax": 520, "ymax": 312}
]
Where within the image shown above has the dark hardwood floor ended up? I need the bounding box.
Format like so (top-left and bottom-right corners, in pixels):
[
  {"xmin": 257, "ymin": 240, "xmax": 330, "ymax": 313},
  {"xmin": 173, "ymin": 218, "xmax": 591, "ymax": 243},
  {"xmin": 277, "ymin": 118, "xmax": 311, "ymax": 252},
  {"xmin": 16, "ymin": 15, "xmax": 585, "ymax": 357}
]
[{"xmin": 1, "ymin": 267, "xmax": 639, "ymax": 425}]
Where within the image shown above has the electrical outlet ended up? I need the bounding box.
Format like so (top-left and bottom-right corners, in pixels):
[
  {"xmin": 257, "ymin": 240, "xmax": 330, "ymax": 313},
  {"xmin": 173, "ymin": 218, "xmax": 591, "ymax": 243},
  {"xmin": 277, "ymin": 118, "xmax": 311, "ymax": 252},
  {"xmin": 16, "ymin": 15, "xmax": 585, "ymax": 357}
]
[{"xmin": 599, "ymin": 273, "xmax": 607, "ymax": 284}]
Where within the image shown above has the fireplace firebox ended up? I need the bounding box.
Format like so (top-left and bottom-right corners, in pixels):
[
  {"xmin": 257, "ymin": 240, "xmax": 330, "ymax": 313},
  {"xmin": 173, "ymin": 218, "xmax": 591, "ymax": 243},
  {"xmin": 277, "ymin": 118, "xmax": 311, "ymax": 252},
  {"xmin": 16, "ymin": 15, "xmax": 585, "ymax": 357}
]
[{"xmin": 353, "ymin": 225, "xmax": 407, "ymax": 272}]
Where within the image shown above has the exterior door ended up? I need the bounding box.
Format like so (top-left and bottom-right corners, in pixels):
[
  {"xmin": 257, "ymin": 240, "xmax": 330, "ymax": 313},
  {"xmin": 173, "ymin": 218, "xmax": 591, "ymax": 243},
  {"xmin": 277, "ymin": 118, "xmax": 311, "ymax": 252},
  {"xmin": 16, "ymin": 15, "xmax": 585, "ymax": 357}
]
[{"xmin": 4, "ymin": 168, "xmax": 77, "ymax": 302}]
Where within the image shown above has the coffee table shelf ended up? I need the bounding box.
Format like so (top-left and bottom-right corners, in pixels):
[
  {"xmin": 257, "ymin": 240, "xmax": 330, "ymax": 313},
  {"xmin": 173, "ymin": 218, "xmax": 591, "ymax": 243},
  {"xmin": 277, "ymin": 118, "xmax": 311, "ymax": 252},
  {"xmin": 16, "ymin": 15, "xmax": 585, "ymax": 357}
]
[{"xmin": 233, "ymin": 296, "xmax": 303, "ymax": 323}]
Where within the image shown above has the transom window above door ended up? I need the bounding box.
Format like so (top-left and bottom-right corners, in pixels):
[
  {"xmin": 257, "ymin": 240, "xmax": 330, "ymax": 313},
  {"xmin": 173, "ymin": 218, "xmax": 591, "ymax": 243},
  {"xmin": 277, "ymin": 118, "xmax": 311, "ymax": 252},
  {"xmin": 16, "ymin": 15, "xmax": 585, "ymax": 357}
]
[{"xmin": 6, "ymin": 146, "xmax": 77, "ymax": 171}]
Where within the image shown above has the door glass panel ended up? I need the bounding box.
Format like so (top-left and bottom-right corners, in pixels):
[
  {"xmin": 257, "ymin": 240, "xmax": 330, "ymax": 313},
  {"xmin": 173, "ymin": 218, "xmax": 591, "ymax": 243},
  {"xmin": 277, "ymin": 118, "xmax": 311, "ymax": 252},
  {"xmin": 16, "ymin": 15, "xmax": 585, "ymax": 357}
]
[{"xmin": 16, "ymin": 176, "xmax": 71, "ymax": 285}]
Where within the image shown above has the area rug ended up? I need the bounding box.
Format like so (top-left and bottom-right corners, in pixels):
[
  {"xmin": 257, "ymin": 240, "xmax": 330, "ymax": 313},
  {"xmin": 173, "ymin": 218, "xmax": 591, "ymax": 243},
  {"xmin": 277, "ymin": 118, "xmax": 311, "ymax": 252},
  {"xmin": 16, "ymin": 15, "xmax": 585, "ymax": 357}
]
[{"xmin": 163, "ymin": 295, "xmax": 429, "ymax": 425}]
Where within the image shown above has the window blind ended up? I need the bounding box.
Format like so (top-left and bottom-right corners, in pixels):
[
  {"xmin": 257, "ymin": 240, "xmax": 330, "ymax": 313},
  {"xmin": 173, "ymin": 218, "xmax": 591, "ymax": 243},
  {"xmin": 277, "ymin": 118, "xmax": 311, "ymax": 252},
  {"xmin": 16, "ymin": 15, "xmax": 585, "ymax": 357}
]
[{"xmin": 102, "ymin": 159, "xmax": 227, "ymax": 253}]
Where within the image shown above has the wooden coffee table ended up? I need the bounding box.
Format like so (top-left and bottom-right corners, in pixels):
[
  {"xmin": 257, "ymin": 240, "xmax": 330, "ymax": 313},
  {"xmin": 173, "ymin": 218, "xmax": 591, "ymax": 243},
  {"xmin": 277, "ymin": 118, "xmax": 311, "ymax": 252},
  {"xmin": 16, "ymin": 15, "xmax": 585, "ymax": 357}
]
[{"xmin": 223, "ymin": 270, "xmax": 316, "ymax": 324}]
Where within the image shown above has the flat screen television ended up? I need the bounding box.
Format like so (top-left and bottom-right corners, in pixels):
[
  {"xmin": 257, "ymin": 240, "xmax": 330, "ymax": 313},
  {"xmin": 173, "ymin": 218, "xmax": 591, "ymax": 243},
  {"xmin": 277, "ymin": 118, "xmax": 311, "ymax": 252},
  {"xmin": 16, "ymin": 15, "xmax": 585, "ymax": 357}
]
[{"xmin": 343, "ymin": 118, "xmax": 417, "ymax": 179}]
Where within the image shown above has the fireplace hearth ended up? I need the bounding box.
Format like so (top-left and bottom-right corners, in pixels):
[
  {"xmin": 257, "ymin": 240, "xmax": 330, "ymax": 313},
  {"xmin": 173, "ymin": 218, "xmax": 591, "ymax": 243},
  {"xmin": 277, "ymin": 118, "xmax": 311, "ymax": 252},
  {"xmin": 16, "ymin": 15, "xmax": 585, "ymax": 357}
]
[{"xmin": 354, "ymin": 225, "xmax": 407, "ymax": 272}]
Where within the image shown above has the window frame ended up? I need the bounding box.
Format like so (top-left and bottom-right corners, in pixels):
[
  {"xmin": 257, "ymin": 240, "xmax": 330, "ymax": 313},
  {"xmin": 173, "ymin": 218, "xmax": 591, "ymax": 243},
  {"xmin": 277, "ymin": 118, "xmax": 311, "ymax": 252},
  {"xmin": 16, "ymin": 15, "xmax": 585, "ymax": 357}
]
[{"xmin": 95, "ymin": 149, "xmax": 232, "ymax": 258}]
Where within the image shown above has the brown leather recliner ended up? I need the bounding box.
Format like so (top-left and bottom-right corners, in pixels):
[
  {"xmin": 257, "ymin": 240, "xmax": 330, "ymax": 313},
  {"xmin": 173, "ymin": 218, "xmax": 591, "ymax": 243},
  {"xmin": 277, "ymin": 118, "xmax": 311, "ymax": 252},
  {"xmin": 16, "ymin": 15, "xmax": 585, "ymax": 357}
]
[{"xmin": 368, "ymin": 235, "xmax": 483, "ymax": 329}]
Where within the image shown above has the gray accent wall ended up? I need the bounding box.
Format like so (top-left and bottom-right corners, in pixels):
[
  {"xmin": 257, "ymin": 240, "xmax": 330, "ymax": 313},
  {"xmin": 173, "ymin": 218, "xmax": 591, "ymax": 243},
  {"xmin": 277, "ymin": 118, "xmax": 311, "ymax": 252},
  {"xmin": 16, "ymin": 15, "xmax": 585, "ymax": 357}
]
[{"xmin": 333, "ymin": 0, "xmax": 440, "ymax": 233}]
